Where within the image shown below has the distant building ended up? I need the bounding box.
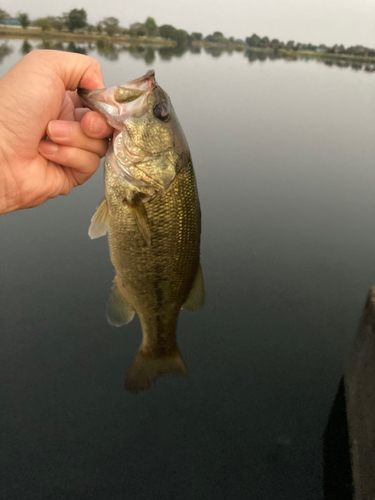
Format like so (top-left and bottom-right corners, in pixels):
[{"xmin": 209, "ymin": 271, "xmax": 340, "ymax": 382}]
[{"xmin": 3, "ymin": 19, "xmax": 21, "ymax": 26}]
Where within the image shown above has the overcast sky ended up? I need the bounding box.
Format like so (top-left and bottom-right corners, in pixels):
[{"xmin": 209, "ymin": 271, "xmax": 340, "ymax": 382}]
[{"xmin": 2, "ymin": 0, "xmax": 374, "ymax": 48}]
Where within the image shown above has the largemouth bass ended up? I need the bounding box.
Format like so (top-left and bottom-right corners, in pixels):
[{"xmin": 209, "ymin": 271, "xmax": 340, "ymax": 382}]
[{"xmin": 78, "ymin": 71, "xmax": 204, "ymax": 393}]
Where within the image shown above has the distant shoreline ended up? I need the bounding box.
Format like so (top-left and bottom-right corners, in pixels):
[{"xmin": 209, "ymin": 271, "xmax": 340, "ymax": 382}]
[
  {"xmin": 1, "ymin": 26, "xmax": 375, "ymax": 65},
  {"xmin": 0, "ymin": 27, "xmax": 174, "ymax": 46},
  {"xmin": 246, "ymin": 46, "xmax": 375, "ymax": 64}
]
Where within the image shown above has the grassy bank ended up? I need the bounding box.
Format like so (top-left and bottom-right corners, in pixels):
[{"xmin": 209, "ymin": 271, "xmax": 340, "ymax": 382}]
[
  {"xmin": 288, "ymin": 49, "xmax": 375, "ymax": 64},
  {"xmin": 0, "ymin": 27, "xmax": 175, "ymax": 46},
  {"xmin": 192, "ymin": 40, "xmax": 244, "ymax": 52},
  {"xmin": 246, "ymin": 46, "xmax": 375, "ymax": 64}
]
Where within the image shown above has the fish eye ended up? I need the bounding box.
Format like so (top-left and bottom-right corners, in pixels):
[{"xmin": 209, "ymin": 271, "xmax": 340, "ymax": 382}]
[{"xmin": 153, "ymin": 103, "xmax": 170, "ymax": 122}]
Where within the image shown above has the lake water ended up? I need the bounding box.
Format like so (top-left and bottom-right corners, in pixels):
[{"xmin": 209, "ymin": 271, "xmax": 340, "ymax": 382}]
[{"xmin": 1, "ymin": 39, "xmax": 375, "ymax": 499}]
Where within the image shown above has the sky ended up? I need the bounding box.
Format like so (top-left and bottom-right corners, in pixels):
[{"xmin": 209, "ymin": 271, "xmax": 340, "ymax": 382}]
[{"xmin": 2, "ymin": 0, "xmax": 375, "ymax": 48}]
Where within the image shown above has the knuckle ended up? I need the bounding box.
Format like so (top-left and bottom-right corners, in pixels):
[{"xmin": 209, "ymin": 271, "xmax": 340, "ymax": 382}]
[{"xmin": 89, "ymin": 58, "xmax": 101, "ymax": 73}]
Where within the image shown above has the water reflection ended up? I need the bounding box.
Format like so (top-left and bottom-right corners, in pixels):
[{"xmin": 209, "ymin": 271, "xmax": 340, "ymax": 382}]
[
  {"xmin": 21, "ymin": 40, "xmax": 32, "ymax": 55},
  {"xmin": 159, "ymin": 45, "xmax": 187, "ymax": 60},
  {"xmin": 66, "ymin": 42, "xmax": 87, "ymax": 55},
  {"xmin": 245, "ymin": 47, "xmax": 375, "ymax": 72},
  {"xmin": 0, "ymin": 42, "xmax": 12, "ymax": 62},
  {"xmin": 144, "ymin": 48, "xmax": 155, "ymax": 65},
  {"xmin": 96, "ymin": 38, "xmax": 119, "ymax": 60},
  {"xmin": 204, "ymin": 46, "xmax": 224, "ymax": 58},
  {"xmin": 0, "ymin": 38, "xmax": 372, "ymax": 73}
]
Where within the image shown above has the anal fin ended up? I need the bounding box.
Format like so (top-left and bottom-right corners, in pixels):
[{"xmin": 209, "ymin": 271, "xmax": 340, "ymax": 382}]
[
  {"xmin": 184, "ymin": 264, "xmax": 205, "ymax": 311},
  {"xmin": 107, "ymin": 279, "xmax": 135, "ymax": 327}
]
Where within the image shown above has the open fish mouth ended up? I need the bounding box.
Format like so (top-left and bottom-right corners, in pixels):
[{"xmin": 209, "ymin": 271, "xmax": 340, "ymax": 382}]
[{"xmin": 78, "ymin": 70, "xmax": 156, "ymax": 129}]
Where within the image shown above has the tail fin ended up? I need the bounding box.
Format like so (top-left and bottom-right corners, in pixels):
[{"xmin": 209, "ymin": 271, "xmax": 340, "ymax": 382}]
[{"xmin": 125, "ymin": 349, "xmax": 187, "ymax": 393}]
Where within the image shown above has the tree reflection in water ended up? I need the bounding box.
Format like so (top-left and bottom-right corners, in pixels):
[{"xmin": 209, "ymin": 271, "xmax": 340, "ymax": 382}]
[{"xmin": 0, "ymin": 39, "xmax": 371, "ymax": 73}]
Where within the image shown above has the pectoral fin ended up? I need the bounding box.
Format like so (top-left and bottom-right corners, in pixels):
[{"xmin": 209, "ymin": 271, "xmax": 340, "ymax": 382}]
[
  {"xmin": 184, "ymin": 264, "xmax": 205, "ymax": 311},
  {"xmin": 126, "ymin": 193, "xmax": 151, "ymax": 245},
  {"xmin": 88, "ymin": 197, "xmax": 109, "ymax": 239},
  {"xmin": 107, "ymin": 279, "xmax": 135, "ymax": 327}
]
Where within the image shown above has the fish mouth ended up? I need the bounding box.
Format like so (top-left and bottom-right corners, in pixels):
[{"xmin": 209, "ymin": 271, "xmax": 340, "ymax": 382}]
[{"xmin": 78, "ymin": 70, "xmax": 156, "ymax": 130}]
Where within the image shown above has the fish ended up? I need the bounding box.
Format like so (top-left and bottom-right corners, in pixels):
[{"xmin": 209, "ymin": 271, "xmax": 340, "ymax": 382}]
[{"xmin": 78, "ymin": 71, "xmax": 204, "ymax": 393}]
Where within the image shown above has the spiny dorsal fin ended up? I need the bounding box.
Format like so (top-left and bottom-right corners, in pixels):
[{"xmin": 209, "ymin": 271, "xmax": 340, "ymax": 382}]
[
  {"xmin": 126, "ymin": 193, "xmax": 151, "ymax": 245},
  {"xmin": 106, "ymin": 279, "xmax": 135, "ymax": 327},
  {"xmin": 184, "ymin": 264, "xmax": 205, "ymax": 311},
  {"xmin": 88, "ymin": 197, "xmax": 109, "ymax": 240}
]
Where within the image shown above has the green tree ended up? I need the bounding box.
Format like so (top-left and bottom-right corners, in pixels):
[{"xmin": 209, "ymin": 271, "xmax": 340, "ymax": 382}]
[
  {"xmin": 175, "ymin": 29, "xmax": 188, "ymax": 46},
  {"xmin": 145, "ymin": 17, "xmax": 158, "ymax": 36},
  {"xmin": 191, "ymin": 32, "xmax": 202, "ymax": 41},
  {"xmin": 159, "ymin": 24, "xmax": 177, "ymax": 39},
  {"xmin": 245, "ymin": 34, "xmax": 261, "ymax": 47},
  {"xmin": 66, "ymin": 9, "xmax": 87, "ymax": 32},
  {"xmin": 101, "ymin": 17, "xmax": 120, "ymax": 36},
  {"xmin": 159, "ymin": 24, "xmax": 188, "ymax": 46},
  {"xmin": 49, "ymin": 16, "xmax": 65, "ymax": 31},
  {"xmin": 0, "ymin": 9, "xmax": 10, "ymax": 24},
  {"xmin": 17, "ymin": 13, "xmax": 30, "ymax": 29},
  {"xmin": 33, "ymin": 18, "xmax": 52, "ymax": 31},
  {"xmin": 286, "ymin": 40, "xmax": 295, "ymax": 50}
]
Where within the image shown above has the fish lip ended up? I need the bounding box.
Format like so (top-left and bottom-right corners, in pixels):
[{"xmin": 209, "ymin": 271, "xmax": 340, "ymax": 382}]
[
  {"xmin": 77, "ymin": 70, "xmax": 156, "ymax": 108},
  {"xmin": 123, "ymin": 70, "xmax": 156, "ymax": 90},
  {"xmin": 77, "ymin": 87, "xmax": 106, "ymax": 112},
  {"xmin": 77, "ymin": 71, "xmax": 157, "ymax": 128}
]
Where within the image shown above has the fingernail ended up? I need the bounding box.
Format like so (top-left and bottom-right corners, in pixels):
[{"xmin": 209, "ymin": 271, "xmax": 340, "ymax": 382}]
[
  {"xmin": 39, "ymin": 141, "xmax": 58, "ymax": 154},
  {"xmin": 48, "ymin": 121, "xmax": 73, "ymax": 139},
  {"xmin": 89, "ymin": 116, "xmax": 107, "ymax": 135}
]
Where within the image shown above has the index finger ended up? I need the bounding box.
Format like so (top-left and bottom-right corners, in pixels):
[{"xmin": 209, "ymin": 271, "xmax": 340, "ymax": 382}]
[{"xmin": 24, "ymin": 50, "xmax": 104, "ymax": 91}]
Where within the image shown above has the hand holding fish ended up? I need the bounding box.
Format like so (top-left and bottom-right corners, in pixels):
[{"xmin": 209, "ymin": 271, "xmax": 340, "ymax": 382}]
[{"xmin": 0, "ymin": 50, "xmax": 113, "ymax": 214}]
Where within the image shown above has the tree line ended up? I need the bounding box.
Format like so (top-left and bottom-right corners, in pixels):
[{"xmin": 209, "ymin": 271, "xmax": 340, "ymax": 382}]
[
  {"xmin": 0, "ymin": 8, "xmax": 374, "ymax": 57},
  {"xmin": 245, "ymin": 33, "xmax": 375, "ymax": 58},
  {"xmin": 0, "ymin": 8, "xmax": 243, "ymax": 48}
]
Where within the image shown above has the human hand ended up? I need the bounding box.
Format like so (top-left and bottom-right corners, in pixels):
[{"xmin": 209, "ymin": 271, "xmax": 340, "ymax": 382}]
[{"xmin": 0, "ymin": 50, "xmax": 113, "ymax": 214}]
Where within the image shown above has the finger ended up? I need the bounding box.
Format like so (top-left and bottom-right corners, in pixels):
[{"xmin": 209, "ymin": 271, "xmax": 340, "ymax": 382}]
[
  {"xmin": 81, "ymin": 111, "xmax": 113, "ymax": 139},
  {"xmin": 74, "ymin": 108, "xmax": 90, "ymax": 122},
  {"xmin": 38, "ymin": 141, "xmax": 101, "ymax": 185},
  {"xmin": 26, "ymin": 50, "xmax": 104, "ymax": 90},
  {"xmin": 46, "ymin": 121, "xmax": 108, "ymax": 157}
]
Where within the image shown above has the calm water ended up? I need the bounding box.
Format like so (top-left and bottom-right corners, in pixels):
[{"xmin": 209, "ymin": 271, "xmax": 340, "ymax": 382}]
[{"xmin": 1, "ymin": 39, "xmax": 375, "ymax": 499}]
